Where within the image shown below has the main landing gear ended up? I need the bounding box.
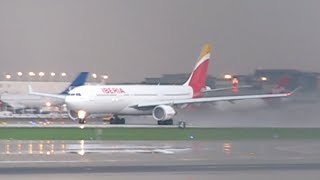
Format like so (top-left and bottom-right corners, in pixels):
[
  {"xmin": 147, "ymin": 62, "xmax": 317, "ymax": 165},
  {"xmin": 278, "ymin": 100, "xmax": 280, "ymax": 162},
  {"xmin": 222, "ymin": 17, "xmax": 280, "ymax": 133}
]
[
  {"xmin": 157, "ymin": 120, "xmax": 187, "ymax": 128},
  {"xmin": 109, "ymin": 116, "xmax": 126, "ymax": 124},
  {"xmin": 78, "ymin": 119, "xmax": 86, "ymax": 124},
  {"xmin": 157, "ymin": 119, "xmax": 173, "ymax": 125}
]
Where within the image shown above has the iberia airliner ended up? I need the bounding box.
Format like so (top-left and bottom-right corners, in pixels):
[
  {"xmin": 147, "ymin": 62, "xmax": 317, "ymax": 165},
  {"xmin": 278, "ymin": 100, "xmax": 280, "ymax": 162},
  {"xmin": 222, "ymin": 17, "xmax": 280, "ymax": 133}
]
[{"xmin": 65, "ymin": 44, "xmax": 292, "ymax": 125}]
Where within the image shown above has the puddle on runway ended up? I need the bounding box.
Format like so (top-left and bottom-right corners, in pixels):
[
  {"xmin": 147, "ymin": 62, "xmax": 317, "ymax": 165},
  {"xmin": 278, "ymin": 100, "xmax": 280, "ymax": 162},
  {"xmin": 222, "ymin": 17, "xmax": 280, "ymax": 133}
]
[{"xmin": 0, "ymin": 140, "xmax": 192, "ymax": 156}]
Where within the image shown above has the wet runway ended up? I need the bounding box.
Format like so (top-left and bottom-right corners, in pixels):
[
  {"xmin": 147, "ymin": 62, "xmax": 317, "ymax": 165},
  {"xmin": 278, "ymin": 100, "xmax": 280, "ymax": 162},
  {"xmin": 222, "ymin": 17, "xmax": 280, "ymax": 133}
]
[
  {"xmin": 1, "ymin": 140, "xmax": 320, "ymax": 179},
  {"xmin": 1, "ymin": 100, "xmax": 320, "ymax": 179},
  {"xmin": 1, "ymin": 100, "xmax": 320, "ymax": 128}
]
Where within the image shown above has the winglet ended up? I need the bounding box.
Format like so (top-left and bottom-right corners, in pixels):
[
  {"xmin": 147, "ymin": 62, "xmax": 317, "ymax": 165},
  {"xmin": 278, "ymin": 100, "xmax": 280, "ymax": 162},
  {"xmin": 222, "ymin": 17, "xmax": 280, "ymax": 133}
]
[{"xmin": 286, "ymin": 86, "xmax": 302, "ymax": 96}]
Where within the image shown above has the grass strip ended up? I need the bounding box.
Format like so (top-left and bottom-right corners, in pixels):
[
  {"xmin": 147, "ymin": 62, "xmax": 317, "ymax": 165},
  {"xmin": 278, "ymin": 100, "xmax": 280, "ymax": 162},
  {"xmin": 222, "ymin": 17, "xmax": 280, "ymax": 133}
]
[{"xmin": 1, "ymin": 128, "xmax": 320, "ymax": 140}]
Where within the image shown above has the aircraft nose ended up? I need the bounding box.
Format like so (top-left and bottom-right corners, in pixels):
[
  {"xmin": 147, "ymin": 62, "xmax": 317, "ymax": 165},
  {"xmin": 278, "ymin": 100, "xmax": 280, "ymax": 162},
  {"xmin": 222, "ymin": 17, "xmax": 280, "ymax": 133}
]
[{"xmin": 65, "ymin": 95, "xmax": 89, "ymax": 110}]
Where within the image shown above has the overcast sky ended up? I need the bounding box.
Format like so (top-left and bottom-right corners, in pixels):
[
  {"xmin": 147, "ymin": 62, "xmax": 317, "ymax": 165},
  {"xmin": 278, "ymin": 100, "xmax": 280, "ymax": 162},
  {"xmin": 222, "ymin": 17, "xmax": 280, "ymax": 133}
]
[{"xmin": 0, "ymin": 0, "xmax": 320, "ymax": 82}]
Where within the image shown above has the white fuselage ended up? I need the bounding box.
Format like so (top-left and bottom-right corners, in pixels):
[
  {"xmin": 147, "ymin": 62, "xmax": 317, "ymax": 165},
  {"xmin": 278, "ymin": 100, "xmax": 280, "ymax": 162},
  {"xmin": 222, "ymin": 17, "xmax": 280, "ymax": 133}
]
[{"xmin": 65, "ymin": 85, "xmax": 193, "ymax": 115}]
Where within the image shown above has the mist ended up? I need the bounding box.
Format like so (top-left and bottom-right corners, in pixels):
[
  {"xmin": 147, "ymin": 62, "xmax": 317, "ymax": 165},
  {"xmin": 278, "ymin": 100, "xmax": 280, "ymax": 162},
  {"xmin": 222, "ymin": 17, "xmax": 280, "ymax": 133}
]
[{"xmin": 1, "ymin": 0, "xmax": 320, "ymax": 82}]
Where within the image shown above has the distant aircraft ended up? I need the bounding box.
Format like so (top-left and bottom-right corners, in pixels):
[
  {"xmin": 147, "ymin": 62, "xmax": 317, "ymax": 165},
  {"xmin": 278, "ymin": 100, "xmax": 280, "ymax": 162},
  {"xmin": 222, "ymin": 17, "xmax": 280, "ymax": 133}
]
[
  {"xmin": 2, "ymin": 72, "xmax": 89, "ymax": 112},
  {"xmin": 63, "ymin": 44, "xmax": 293, "ymax": 125}
]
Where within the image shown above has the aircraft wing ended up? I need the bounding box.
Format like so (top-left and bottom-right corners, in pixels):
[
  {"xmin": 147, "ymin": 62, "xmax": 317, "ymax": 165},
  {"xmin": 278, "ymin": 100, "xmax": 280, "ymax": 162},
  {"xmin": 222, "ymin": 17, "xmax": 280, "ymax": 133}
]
[
  {"xmin": 134, "ymin": 92, "xmax": 291, "ymax": 108},
  {"xmin": 28, "ymin": 86, "xmax": 66, "ymax": 100},
  {"xmin": 202, "ymin": 85, "xmax": 253, "ymax": 93}
]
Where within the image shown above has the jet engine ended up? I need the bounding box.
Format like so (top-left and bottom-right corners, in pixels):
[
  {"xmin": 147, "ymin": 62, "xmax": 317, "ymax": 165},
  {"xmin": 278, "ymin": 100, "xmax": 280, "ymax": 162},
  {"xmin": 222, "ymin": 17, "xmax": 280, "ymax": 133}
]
[
  {"xmin": 152, "ymin": 105, "xmax": 176, "ymax": 120},
  {"xmin": 68, "ymin": 110, "xmax": 79, "ymax": 121}
]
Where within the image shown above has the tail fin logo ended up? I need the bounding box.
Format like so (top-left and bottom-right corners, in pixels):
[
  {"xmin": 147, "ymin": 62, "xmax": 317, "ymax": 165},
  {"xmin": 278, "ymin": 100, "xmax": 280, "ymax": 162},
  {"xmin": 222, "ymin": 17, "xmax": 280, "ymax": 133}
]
[
  {"xmin": 184, "ymin": 44, "xmax": 212, "ymax": 98},
  {"xmin": 60, "ymin": 72, "xmax": 89, "ymax": 95}
]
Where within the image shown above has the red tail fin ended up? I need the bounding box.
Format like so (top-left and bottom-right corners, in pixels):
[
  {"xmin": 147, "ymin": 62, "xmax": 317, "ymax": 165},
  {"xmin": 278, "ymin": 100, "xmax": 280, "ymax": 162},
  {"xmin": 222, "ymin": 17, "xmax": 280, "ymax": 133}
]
[
  {"xmin": 183, "ymin": 44, "xmax": 211, "ymax": 98},
  {"xmin": 271, "ymin": 76, "xmax": 290, "ymax": 94}
]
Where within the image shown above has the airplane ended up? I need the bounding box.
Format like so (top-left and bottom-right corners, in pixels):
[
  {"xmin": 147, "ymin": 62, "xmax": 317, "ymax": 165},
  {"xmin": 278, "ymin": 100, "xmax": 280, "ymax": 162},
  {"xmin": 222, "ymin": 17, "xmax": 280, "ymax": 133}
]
[
  {"xmin": 64, "ymin": 43, "xmax": 294, "ymax": 125},
  {"xmin": 2, "ymin": 72, "xmax": 89, "ymax": 113}
]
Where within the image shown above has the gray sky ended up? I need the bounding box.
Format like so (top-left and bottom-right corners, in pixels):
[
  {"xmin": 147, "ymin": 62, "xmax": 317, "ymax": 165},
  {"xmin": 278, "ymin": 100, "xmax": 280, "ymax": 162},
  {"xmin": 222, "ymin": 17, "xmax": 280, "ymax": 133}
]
[{"xmin": 0, "ymin": 0, "xmax": 320, "ymax": 82}]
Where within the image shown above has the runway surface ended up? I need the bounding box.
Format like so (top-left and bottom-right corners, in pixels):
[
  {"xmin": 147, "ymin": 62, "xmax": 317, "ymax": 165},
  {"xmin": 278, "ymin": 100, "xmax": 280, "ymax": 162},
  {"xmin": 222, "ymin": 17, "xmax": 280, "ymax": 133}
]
[
  {"xmin": 1, "ymin": 100, "xmax": 320, "ymax": 179},
  {"xmin": 1, "ymin": 100, "xmax": 320, "ymax": 128},
  {"xmin": 0, "ymin": 103, "xmax": 320, "ymax": 128},
  {"xmin": 1, "ymin": 140, "xmax": 320, "ymax": 179}
]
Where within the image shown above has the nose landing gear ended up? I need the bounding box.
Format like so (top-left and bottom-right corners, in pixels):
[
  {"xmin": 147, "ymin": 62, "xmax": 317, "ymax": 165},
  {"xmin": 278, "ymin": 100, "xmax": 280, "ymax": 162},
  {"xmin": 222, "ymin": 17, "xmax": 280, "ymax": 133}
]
[{"xmin": 78, "ymin": 119, "xmax": 86, "ymax": 124}]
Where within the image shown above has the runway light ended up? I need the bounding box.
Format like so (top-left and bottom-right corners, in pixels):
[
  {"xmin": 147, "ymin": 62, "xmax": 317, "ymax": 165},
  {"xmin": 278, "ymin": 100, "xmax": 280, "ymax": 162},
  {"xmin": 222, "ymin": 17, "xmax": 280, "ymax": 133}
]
[
  {"xmin": 50, "ymin": 72, "xmax": 56, "ymax": 77},
  {"xmin": 17, "ymin": 72, "xmax": 23, "ymax": 76},
  {"xmin": 5, "ymin": 74, "xmax": 11, "ymax": 79},
  {"xmin": 224, "ymin": 74, "xmax": 233, "ymax": 80},
  {"xmin": 46, "ymin": 102, "xmax": 51, "ymax": 107},
  {"xmin": 61, "ymin": 72, "xmax": 67, "ymax": 77},
  {"xmin": 102, "ymin": 75, "xmax": 109, "ymax": 79},
  {"xmin": 38, "ymin": 72, "xmax": 45, "ymax": 77},
  {"xmin": 29, "ymin": 72, "xmax": 36, "ymax": 76},
  {"xmin": 260, "ymin": 76, "xmax": 268, "ymax": 81},
  {"xmin": 92, "ymin": 73, "xmax": 97, "ymax": 79}
]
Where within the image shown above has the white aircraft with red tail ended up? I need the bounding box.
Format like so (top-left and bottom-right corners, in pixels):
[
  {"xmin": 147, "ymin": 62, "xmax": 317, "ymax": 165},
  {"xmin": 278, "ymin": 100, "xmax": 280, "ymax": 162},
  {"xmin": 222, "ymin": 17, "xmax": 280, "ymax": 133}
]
[{"xmin": 65, "ymin": 44, "xmax": 293, "ymax": 125}]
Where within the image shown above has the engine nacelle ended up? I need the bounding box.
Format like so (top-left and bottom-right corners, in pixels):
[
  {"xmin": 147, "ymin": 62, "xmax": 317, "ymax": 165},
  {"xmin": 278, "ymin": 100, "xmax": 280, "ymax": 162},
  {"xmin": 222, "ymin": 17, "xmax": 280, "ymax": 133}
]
[
  {"xmin": 68, "ymin": 110, "xmax": 79, "ymax": 121},
  {"xmin": 152, "ymin": 105, "xmax": 176, "ymax": 120}
]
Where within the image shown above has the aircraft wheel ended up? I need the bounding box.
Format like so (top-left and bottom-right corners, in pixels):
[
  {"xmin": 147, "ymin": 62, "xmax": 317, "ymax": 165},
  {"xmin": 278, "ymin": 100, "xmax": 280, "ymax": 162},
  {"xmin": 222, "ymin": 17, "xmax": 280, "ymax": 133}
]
[
  {"xmin": 120, "ymin": 118, "xmax": 126, "ymax": 124},
  {"xmin": 178, "ymin": 121, "xmax": 186, "ymax": 129},
  {"xmin": 165, "ymin": 119, "xmax": 173, "ymax": 125},
  {"xmin": 110, "ymin": 118, "xmax": 116, "ymax": 124},
  {"xmin": 157, "ymin": 120, "xmax": 173, "ymax": 125},
  {"xmin": 78, "ymin": 119, "xmax": 86, "ymax": 124},
  {"xmin": 110, "ymin": 118, "xmax": 125, "ymax": 124}
]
